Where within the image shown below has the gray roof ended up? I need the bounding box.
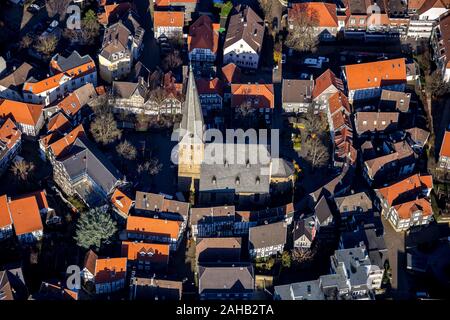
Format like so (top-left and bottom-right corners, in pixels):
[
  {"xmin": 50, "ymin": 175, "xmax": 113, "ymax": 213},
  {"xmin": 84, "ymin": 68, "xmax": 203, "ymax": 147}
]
[
  {"xmin": 275, "ymin": 279, "xmax": 323, "ymax": 300},
  {"xmin": 180, "ymin": 66, "xmax": 204, "ymax": 144},
  {"xmin": 314, "ymin": 196, "xmax": 333, "ymax": 225},
  {"xmin": 134, "ymin": 191, "xmax": 189, "ymax": 219},
  {"xmin": 112, "ymin": 80, "xmax": 148, "ymax": 99},
  {"xmin": 100, "ymin": 21, "xmax": 132, "ymax": 59},
  {"xmin": 0, "ymin": 62, "xmax": 35, "ymax": 89},
  {"xmin": 224, "ymin": 5, "xmax": 264, "ymax": 53},
  {"xmin": 190, "ymin": 205, "xmax": 236, "ymax": 225},
  {"xmin": 310, "ymin": 164, "xmax": 354, "ymax": 201},
  {"xmin": 199, "ymin": 143, "xmax": 271, "ymax": 194},
  {"xmin": 198, "ymin": 264, "xmax": 254, "ymax": 294},
  {"xmin": 334, "ymin": 192, "xmax": 373, "ymax": 214},
  {"xmin": 58, "ymin": 137, "xmax": 122, "ymax": 197},
  {"xmin": 282, "ymin": 79, "xmax": 314, "ymax": 104},
  {"xmin": 293, "ymin": 216, "xmax": 316, "ymax": 242},
  {"xmin": 271, "ymin": 158, "xmax": 294, "ymax": 178},
  {"xmin": 249, "ymin": 221, "xmax": 287, "ymax": 250},
  {"xmin": 52, "ymin": 51, "xmax": 93, "ymax": 72}
]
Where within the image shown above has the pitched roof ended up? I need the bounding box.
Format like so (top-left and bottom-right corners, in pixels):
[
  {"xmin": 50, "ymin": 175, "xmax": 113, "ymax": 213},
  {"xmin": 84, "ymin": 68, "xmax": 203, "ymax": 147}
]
[
  {"xmin": 196, "ymin": 78, "xmax": 223, "ymax": 96},
  {"xmin": 379, "ymin": 90, "xmax": 411, "ymax": 112},
  {"xmin": 130, "ymin": 276, "xmax": 182, "ymax": 300},
  {"xmin": 249, "ymin": 221, "xmax": 287, "ymax": 250},
  {"xmin": 312, "ymin": 69, "xmax": 344, "ymax": 98},
  {"xmin": 98, "ymin": 2, "xmax": 133, "ymax": 25},
  {"xmin": 190, "ymin": 205, "xmax": 236, "ymax": 225},
  {"xmin": 126, "ymin": 216, "xmax": 181, "ymax": 239},
  {"xmin": 417, "ymin": 0, "xmax": 447, "ymax": 14},
  {"xmin": 0, "ymin": 99, "xmax": 43, "ymax": 127},
  {"xmin": 344, "ymin": 58, "xmax": 407, "ymax": 91},
  {"xmin": 83, "ymin": 250, "xmax": 98, "ymax": 275},
  {"xmin": 112, "ymin": 80, "xmax": 148, "ymax": 99},
  {"xmin": 0, "ymin": 195, "xmax": 12, "ymax": 229},
  {"xmin": 231, "ymin": 83, "xmax": 274, "ymax": 109},
  {"xmin": 0, "ymin": 118, "xmax": 21, "ymax": 149},
  {"xmin": 440, "ymin": 130, "xmax": 450, "ymax": 158},
  {"xmin": 94, "ymin": 257, "xmax": 127, "ymax": 284},
  {"xmin": 406, "ymin": 127, "xmax": 430, "ymax": 147},
  {"xmin": 314, "ymin": 195, "xmax": 333, "ymax": 224},
  {"xmin": 329, "ymin": 91, "xmax": 350, "ymax": 115},
  {"xmin": 0, "ymin": 62, "xmax": 34, "ymax": 89},
  {"xmin": 154, "ymin": 11, "xmax": 184, "ymax": 28},
  {"xmin": 225, "ymin": 5, "xmax": 264, "ymax": 53},
  {"xmin": 221, "ymin": 63, "xmax": 242, "ymax": 84},
  {"xmin": 0, "ymin": 271, "xmax": 14, "ymax": 300},
  {"xmin": 289, "ymin": 2, "xmax": 338, "ymax": 27},
  {"xmin": 134, "ymin": 191, "xmax": 189, "ymax": 218},
  {"xmin": 57, "ymin": 83, "xmax": 97, "ymax": 117},
  {"xmin": 47, "ymin": 112, "xmax": 71, "ymax": 133},
  {"xmin": 121, "ymin": 241, "xmax": 169, "ymax": 264},
  {"xmin": 293, "ymin": 216, "xmax": 316, "ymax": 242},
  {"xmin": 111, "ymin": 189, "xmax": 133, "ymax": 216},
  {"xmin": 198, "ymin": 265, "xmax": 254, "ymax": 294},
  {"xmin": 335, "ymin": 191, "xmax": 372, "ymax": 213},
  {"xmin": 188, "ymin": 15, "xmax": 219, "ymax": 53},
  {"xmin": 155, "ymin": 0, "xmax": 197, "ymax": 5},
  {"xmin": 195, "ymin": 237, "xmax": 242, "ymax": 263},
  {"xmin": 50, "ymin": 51, "xmax": 95, "ymax": 73},
  {"xmin": 8, "ymin": 193, "xmax": 44, "ymax": 236},
  {"xmin": 355, "ymin": 111, "xmax": 399, "ymax": 134},
  {"xmin": 36, "ymin": 282, "xmax": 78, "ymax": 300},
  {"xmin": 394, "ymin": 198, "xmax": 433, "ymax": 219},
  {"xmin": 49, "ymin": 124, "xmax": 85, "ymax": 158},
  {"xmin": 377, "ymin": 173, "xmax": 433, "ymax": 206},
  {"xmin": 180, "ymin": 66, "xmax": 204, "ymax": 143}
]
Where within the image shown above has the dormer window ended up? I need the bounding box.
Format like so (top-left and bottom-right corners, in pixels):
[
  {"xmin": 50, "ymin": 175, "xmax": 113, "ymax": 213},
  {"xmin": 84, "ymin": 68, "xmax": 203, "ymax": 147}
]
[
  {"xmin": 212, "ymin": 176, "xmax": 217, "ymax": 185},
  {"xmin": 235, "ymin": 176, "xmax": 240, "ymax": 185},
  {"xmin": 255, "ymin": 176, "xmax": 260, "ymax": 185}
]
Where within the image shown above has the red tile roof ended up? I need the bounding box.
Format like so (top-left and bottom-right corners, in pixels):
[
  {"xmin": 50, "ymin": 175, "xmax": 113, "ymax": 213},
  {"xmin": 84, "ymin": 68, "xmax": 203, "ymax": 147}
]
[
  {"xmin": 344, "ymin": 58, "xmax": 406, "ymax": 91},
  {"xmin": 377, "ymin": 173, "xmax": 433, "ymax": 206},
  {"xmin": 126, "ymin": 216, "xmax": 181, "ymax": 239},
  {"xmin": 222, "ymin": 63, "xmax": 242, "ymax": 84},
  {"xmin": 312, "ymin": 69, "xmax": 344, "ymax": 98},
  {"xmin": 440, "ymin": 130, "xmax": 450, "ymax": 158},
  {"xmin": 394, "ymin": 198, "xmax": 432, "ymax": 219},
  {"xmin": 289, "ymin": 2, "xmax": 338, "ymax": 27},
  {"xmin": 8, "ymin": 193, "xmax": 44, "ymax": 236},
  {"xmin": 111, "ymin": 189, "xmax": 133, "ymax": 217},
  {"xmin": 188, "ymin": 15, "xmax": 219, "ymax": 53},
  {"xmin": 231, "ymin": 83, "xmax": 275, "ymax": 109},
  {"xmin": 0, "ymin": 195, "xmax": 12, "ymax": 228},
  {"xmin": 121, "ymin": 241, "xmax": 169, "ymax": 265},
  {"xmin": 154, "ymin": 11, "xmax": 184, "ymax": 28},
  {"xmin": 49, "ymin": 124, "xmax": 85, "ymax": 158},
  {"xmin": 0, "ymin": 118, "xmax": 21, "ymax": 149},
  {"xmin": 47, "ymin": 112, "xmax": 71, "ymax": 133},
  {"xmin": 0, "ymin": 99, "xmax": 43, "ymax": 127},
  {"xmin": 94, "ymin": 257, "xmax": 127, "ymax": 284},
  {"xmin": 196, "ymin": 78, "xmax": 223, "ymax": 96},
  {"xmin": 57, "ymin": 93, "xmax": 82, "ymax": 117}
]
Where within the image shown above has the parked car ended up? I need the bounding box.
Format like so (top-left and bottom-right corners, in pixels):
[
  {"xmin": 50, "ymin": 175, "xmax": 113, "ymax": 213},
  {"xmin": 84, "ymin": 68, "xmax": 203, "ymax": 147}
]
[{"xmin": 281, "ymin": 54, "xmax": 286, "ymax": 64}]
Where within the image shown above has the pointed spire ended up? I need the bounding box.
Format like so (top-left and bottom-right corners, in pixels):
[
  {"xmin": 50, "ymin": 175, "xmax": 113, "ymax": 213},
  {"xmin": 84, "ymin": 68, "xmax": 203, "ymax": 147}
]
[{"xmin": 180, "ymin": 65, "xmax": 204, "ymax": 143}]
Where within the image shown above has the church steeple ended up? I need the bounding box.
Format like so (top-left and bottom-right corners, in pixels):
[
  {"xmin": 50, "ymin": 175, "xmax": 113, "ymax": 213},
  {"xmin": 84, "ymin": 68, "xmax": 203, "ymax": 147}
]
[
  {"xmin": 177, "ymin": 65, "xmax": 205, "ymax": 192},
  {"xmin": 180, "ymin": 65, "xmax": 204, "ymax": 144}
]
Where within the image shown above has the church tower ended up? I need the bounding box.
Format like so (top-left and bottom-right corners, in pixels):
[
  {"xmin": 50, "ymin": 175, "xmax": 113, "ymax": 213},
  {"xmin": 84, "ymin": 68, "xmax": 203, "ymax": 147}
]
[{"xmin": 177, "ymin": 66, "xmax": 205, "ymax": 192}]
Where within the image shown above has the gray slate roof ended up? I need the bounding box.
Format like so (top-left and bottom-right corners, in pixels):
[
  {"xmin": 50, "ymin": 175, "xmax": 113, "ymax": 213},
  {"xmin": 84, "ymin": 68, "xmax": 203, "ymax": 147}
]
[
  {"xmin": 113, "ymin": 80, "xmax": 148, "ymax": 99},
  {"xmin": 293, "ymin": 215, "xmax": 315, "ymax": 242},
  {"xmin": 334, "ymin": 191, "xmax": 373, "ymax": 214},
  {"xmin": 249, "ymin": 221, "xmax": 287, "ymax": 250},
  {"xmin": 314, "ymin": 196, "xmax": 333, "ymax": 225},
  {"xmin": 52, "ymin": 51, "xmax": 93, "ymax": 72},
  {"xmin": 199, "ymin": 143, "xmax": 271, "ymax": 194},
  {"xmin": 59, "ymin": 137, "xmax": 122, "ymax": 196},
  {"xmin": 198, "ymin": 264, "xmax": 254, "ymax": 294}
]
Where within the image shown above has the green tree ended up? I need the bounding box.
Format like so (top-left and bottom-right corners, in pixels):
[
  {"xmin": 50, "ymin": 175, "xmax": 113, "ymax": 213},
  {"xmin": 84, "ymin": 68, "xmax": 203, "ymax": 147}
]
[{"xmin": 74, "ymin": 208, "xmax": 117, "ymax": 250}]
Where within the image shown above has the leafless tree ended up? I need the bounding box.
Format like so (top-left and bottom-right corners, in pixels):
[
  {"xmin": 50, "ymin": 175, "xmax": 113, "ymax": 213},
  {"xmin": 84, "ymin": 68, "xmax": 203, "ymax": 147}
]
[
  {"xmin": 11, "ymin": 160, "xmax": 35, "ymax": 182},
  {"xmin": 90, "ymin": 92, "xmax": 114, "ymax": 116},
  {"xmin": 90, "ymin": 113, "xmax": 122, "ymax": 145},
  {"xmin": 116, "ymin": 140, "xmax": 137, "ymax": 161},
  {"xmin": 258, "ymin": 0, "xmax": 274, "ymax": 22},
  {"xmin": 426, "ymin": 70, "xmax": 450, "ymax": 98},
  {"xmin": 34, "ymin": 35, "xmax": 58, "ymax": 58},
  {"xmin": 162, "ymin": 50, "xmax": 182, "ymax": 71},
  {"xmin": 301, "ymin": 109, "xmax": 327, "ymax": 140},
  {"xmin": 46, "ymin": 0, "xmax": 72, "ymax": 20},
  {"xmin": 286, "ymin": 5, "xmax": 319, "ymax": 52},
  {"xmin": 20, "ymin": 34, "xmax": 34, "ymax": 49},
  {"xmin": 137, "ymin": 159, "xmax": 163, "ymax": 184},
  {"xmin": 303, "ymin": 137, "xmax": 329, "ymax": 169}
]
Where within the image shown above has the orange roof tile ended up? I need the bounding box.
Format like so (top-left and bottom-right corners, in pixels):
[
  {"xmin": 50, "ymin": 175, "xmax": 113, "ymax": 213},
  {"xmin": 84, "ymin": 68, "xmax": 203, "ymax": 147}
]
[
  {"xmin": 111, "ymin": 189, "xmax": 133, "ymax": 217},
  {"xmin": 57, "ymin": 93, "xmax": 82, "ymax": 117},
  {"xmin": 344, "ymin": 58, "xmax": 406, "ymax": 91},
  {"xmin": 155, "ymin": 0, "xmax": 197, "ymax": 6},
  {"xmin": 47, "ymin": 112, "xmax": 71, "ymax": 133},
  {"xmin": 329, "ymin": 91, "xmax": 350, "ymax": 115},
  {"xmin": 188, "ymin": 15, "xmax": 219, "ymax": 53},
  {"xmin": 154, "ymin": 11, "xmax": 184, "ymax": 28},
  {"xmin": 231, "ymin": 83, "xmax": 275, "ymax": 109},
  {"xmin": 121, "ymin": 241, "xmax": 169, "ymax": 264},
  {"xmin": 378, "ymin": 174, "xmax": 433, "ymax": 206},
  {"xmin": 222, "ymin": 63, "xmax": 241, "ymax": 84},
  {"xmin": 49, "ymin": 124, "xmax": 85, "ymax": 158},
  {"xmin": 98, "ymin": 2, "xmax": 132, "ymax": 25},
  {"xmin": 0, "ymin": 195, "xmax": 12, "ymax": 228},
  {"xmin": 24, "ymin": 61, "xmax": 96, "ymax": 94},
  {"xmin": 289, "ymin": 2, "xmax": 338, "ymax": 27},
  {"xmin": 0, "ymin": 99, "xmax": 43, "ymax": 127},
  {"xmin": 0, "ymin": 118, "xmax": 21, "ymax": 149},
  {"xmin": 8, "ymin": 194, "xmax": 43, "ymax": 236},
  {"xmin": 394, "ymin": 198, "xmax": 432, "ymax": 219},
  {"xmin": 440, "ymin": 130, "xmax": 450, "ymax": 158},
  {"xmin": 126, "ymin": 216, "xmax": 181, "ymax": 239},
  {"xmin": 94, "ymin": 257, "xmax": 127, "ymax": 284},
  {"xmin": 312, "ymin": 69, "xmax": 344, "ymax": 98}
]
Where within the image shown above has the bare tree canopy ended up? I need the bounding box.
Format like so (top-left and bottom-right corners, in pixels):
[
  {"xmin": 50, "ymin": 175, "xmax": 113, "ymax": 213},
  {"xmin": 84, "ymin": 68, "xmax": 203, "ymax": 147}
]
[
  {"xmin": 303, "ymin": 137, "xmax": 329, "ymax": 168},
  {"xmin": 162, "ymin": 50, "xmax": 182, "ymax": 71},
  {"xmin": 34, "ymin": 35, "xmax": 58, "ymax": 58},
  {"xmin": 11, "ymin": 160, "xmax": 35, "ymax": 182},
  {"xmin": 20, "ymin": 34, "xmax": 34, "ymax": 49},
  {"xmin": 90, "ymin": 113, "xmax": 122, "ymax": 145},
  {"xmin": 138, "ymin": 158, "xmax": 163, "ymax": 177},
  {"xmin": 258, "ymin": 0, "xmax": 273, "ymax": 21},
  {"xmin": 116, "ymin": 140, "xmax": 137, "ymax": 161},
  {"xmin": 286, "ymin": 6, "xmax": 319, "ymax": 52},
  {"xmin": 46, "ymin": 0, "xmax": 72, "ymax": 20}
]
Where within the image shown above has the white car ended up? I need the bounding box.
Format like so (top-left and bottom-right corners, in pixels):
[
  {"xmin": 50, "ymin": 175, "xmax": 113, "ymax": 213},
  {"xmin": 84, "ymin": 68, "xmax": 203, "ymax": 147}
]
[{"xmin": 304, "ymin": 58, "xmax": 322, "ymax": 68}]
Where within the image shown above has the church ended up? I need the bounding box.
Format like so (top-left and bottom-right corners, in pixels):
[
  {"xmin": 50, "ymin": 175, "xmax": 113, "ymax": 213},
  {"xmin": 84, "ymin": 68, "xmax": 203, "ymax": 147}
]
[{"xmin": 176, "ymin": 67, "xmax": 294, "ymax": 208}]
